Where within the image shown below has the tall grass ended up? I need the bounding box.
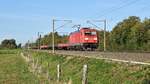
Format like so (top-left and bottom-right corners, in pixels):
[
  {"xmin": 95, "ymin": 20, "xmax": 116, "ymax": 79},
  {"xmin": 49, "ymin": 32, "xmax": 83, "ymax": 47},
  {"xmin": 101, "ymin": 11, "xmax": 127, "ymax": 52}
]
[
  {"xmin": 0, "ymin": 50, "xmax": 39, "ymax": 84},
  {"xmin": 30, "ymin": 51, "xmax": 150, "ymax": 84}
]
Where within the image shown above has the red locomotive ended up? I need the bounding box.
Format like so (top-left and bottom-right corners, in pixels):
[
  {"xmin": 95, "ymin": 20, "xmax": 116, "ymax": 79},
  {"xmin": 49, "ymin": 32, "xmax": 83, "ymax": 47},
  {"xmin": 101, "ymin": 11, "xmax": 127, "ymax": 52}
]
[
  {"xmin": 58, "ymin": 27, "xmax": 98, "ymax": 50},
  {"xmin": 39, "ymin": 27, "xmax": 99, "ymax": 50}
]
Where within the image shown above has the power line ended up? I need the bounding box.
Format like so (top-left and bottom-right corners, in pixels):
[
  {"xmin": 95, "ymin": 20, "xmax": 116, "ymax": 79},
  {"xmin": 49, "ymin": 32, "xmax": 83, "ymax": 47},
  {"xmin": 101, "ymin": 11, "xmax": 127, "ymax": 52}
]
[
  {"xmin": 137, "ymin": 2, "xmax": 150, "ymax": 12},
  {"xmin": 96, "ymin": 0, "xmax": 139, "ymax": 18},
  {"xmin": 95, "ymin": 0, "xmax": 129, "ymax": 15},
  {"xmin": 91, "ymin": 0, "xmax": 140, "ymax": 31}
]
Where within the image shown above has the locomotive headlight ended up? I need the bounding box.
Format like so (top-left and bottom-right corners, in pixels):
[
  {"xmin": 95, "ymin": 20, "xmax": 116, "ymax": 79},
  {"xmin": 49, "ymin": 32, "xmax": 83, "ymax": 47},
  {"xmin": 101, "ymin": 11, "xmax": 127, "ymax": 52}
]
[
  {"xmin": 85, "ymin": 38, "xmax": 89, "ymax": 40},
  {"xmin": 94, "ymin": 38, "xmax": 97, "ymax": 40}
]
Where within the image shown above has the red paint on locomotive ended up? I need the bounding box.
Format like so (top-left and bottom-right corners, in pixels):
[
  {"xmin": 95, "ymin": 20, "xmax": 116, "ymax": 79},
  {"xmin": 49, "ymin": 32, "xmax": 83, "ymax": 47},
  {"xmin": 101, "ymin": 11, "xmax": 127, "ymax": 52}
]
[{"xmin": 58, "ymin": 27, "xmax": 98, "ymax": 50}]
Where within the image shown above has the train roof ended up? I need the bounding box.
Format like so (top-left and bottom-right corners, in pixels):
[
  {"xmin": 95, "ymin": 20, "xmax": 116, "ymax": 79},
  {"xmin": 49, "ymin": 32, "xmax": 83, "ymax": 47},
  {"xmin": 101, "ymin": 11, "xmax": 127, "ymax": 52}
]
[{"xmin": 70, "ymin": 27, "xmax": 96, "ymax": 34}]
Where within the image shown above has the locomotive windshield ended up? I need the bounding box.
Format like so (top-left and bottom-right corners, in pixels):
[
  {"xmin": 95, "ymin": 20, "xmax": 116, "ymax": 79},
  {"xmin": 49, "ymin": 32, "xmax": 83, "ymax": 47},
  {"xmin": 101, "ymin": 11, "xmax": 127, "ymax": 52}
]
[
  {"xmin": 84, "ymin": 31, "xmax": 96, "ymax": 35},
  {"xmin": 91, "ymin": 31, "xmax": 96, "ymax": 35}
]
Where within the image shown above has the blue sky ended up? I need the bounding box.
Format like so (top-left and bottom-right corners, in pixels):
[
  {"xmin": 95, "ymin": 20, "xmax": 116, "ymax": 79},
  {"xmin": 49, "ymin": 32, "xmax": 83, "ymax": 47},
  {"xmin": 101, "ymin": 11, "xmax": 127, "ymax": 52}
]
[{"xmin": 0, "ymin": 0, "xmax": 149, "ymax": 45}]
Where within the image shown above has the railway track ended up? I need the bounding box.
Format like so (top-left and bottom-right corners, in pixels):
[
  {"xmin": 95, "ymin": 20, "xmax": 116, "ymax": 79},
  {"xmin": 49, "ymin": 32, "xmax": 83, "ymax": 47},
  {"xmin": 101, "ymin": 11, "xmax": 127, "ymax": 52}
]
[{"xmin": 35, "ymin": 50, "xmax": 150, "ymax": 64}]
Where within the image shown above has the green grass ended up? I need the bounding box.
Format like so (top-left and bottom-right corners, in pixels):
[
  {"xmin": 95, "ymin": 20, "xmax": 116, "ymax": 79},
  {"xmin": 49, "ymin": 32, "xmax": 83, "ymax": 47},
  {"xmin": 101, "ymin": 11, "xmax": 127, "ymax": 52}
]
[
  {"xmin": 31, "ymin": 51, "xmax": 150, "ymax": 84},
  {"xmin": 2, "ymin": 49, "xmax": 149, "ymax": 84},
  {"xmin": 0, "ymin": 50, "xmax": 39, "ymax": 84}
]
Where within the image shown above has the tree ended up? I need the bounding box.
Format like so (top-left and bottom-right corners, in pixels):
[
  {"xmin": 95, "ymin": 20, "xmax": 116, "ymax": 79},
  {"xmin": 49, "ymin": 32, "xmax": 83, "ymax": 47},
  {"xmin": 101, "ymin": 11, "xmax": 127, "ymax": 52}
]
[
  {"xmin": 0, "ymin": 39, "xmax": 17, "ymax": 49},
  {"xmin": 17, "ymin": 43, "xmax": 22, "ymax": 48},
  {"xmin": 35, "ymin": 32, "xmax": 69, "ymax": 46},
  {"xmin": 109, "ymin": 16, "xmax": 141, "ymax": 51},
  {"xmin": 109, "ymin": 16, "xmax": 150, "ymax": 51},
  {"xmin": 142, "ymin": 18, "xmax": 150, "ymax": 51},
  {"xmin": 97, "ymin": 30, "xmax": 110, "ymax": 51}
]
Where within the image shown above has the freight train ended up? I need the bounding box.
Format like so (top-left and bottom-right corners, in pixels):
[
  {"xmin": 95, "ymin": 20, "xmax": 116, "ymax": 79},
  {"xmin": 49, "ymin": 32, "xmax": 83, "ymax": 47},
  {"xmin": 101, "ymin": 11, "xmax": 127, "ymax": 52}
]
[{"xmin": 40, "ymin": 27, "xmax": 99, "ymax": 50}]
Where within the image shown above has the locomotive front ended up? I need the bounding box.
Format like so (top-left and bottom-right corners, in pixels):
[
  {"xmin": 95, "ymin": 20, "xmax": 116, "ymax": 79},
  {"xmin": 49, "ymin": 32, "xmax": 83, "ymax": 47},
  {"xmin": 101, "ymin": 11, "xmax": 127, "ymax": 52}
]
[
  {"xmin": 68, "ymin": 28, "xmax": 98, "ymax": 50},
  {"xmin": 80, "ymin": 28, "xmax": 98, "ymax": 50}
]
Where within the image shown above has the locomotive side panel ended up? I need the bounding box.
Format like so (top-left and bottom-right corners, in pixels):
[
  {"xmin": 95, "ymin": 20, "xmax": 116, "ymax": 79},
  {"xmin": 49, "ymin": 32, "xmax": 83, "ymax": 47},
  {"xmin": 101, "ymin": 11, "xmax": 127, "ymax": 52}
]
[
  {"xmin": 57, "ymin": 28, "xmax": 99, "ymax": 50},
  {"xmin": 69, "ymin": 31, "xmax": 81, "ymax": 45}
]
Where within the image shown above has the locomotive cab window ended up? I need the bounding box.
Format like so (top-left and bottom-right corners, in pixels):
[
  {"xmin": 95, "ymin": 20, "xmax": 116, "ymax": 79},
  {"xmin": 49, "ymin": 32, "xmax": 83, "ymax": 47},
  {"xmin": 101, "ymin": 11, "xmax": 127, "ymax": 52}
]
[
  {"xmin": 84, "ymin": 32, "xmax": 91, "ymax": 35},
  {"xmin": 91, "ymin": 32, "xmax": 96, "ymax": 35},
  {"xmin": 84, "ymin": 31, "xmax": 96, "ymax": 35}
]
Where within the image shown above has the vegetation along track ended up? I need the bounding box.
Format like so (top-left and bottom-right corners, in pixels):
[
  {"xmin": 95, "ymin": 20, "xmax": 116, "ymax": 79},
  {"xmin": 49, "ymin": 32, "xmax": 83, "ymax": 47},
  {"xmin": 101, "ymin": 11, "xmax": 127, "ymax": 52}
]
[{"xmin": 37, "ymin": 50, "xmax": 150, "ymax": 63}]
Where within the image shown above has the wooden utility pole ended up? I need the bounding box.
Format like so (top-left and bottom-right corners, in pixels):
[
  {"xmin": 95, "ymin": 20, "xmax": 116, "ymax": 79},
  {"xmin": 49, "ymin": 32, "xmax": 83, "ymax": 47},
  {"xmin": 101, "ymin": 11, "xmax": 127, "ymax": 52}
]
[
  {"xmin": 51, "ymin": 19, "xmax": 72, "ymax": 54},
  {"xmin": 38, "ymin": 32, "xmax": 42, "ymax": 50},
  {"xmin": 52, "ymin": 19, "xmax": 55, "ymax": 54},
  {"xmin": 27, "ymin": 40, "xmax": 30, "ymax": 50},
  {"xmin": 104, "ymin": 20, "xmax": 106, "ymax": 52},
  {"xmin": 87, "ymin": 20, "xmax": 107, "ymax": 51},
  {"xmin": 38, "ymin": 32, "xmax": 40, "ymax": 50}
]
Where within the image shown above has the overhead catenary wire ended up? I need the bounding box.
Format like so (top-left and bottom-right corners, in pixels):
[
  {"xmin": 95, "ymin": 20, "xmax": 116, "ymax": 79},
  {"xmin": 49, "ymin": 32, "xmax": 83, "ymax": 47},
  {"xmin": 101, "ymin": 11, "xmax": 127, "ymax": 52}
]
[
  {"xmin": 95, "ymin": 0, "xmax": 140, "ymax": 18},
  {"xmin": 91, "ymin": 0, "xmax": 140, "ymax": 31},
  {"xmin": 93, "ymin": 0, "xmax": 129, "ymax": 17},
  {"xmin": 54, "ymin": 20, "xmax": 72, "ymax": 31}
]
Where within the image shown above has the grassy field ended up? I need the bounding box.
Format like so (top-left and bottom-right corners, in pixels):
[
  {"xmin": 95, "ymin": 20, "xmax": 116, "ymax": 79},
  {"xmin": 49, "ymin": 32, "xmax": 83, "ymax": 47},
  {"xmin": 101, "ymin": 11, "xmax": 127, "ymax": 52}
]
[
  {"xmin": 0, "ymin": 50, "xmax": 150, "ymax": 84},
  {"xmin": 0, "ymin": 50, "xmax": 39, "ymax": 84},
  {"xmin": 29, "ymin": 51, "xmax": 150, "ymax": 84}
]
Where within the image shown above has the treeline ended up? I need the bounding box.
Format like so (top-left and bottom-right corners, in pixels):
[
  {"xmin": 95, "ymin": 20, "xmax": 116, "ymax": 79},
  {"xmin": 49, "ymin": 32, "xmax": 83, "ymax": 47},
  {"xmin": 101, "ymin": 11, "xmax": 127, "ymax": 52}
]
[
  {"xmin": 39, "ymin": 32, "xmax": 68, "ymax": 45},
  {"xmin": 0, "ymin": 39, "xmax": 21, "ymax": 49},
  {"xmin": 27, "ymin": 32, "xmax": 68, "ymax": 48},
  {"xmin": 104, "ymin": 16, "xmax": 150, "ymax": 52},
  {"xmin": 31, "ymin": 16, "xmax": 150, "ymax": 52}
]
